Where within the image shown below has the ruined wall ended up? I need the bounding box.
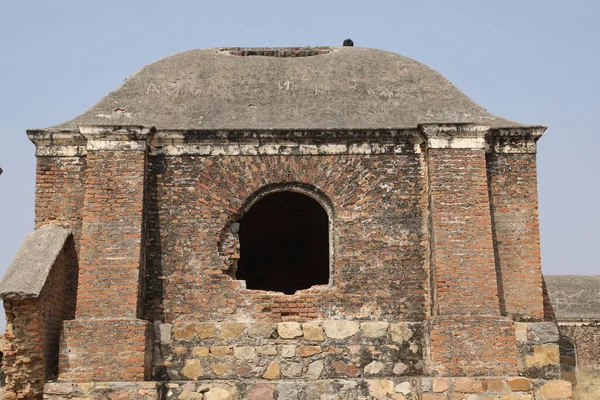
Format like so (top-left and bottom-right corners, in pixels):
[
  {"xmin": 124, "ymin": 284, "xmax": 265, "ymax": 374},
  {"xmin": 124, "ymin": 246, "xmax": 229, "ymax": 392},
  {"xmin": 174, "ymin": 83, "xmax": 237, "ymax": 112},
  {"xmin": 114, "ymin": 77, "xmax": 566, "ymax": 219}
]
[
  {"xmin": 559, "ymin": 324, "xmax": 600, "ymax": 399},
  {"xmin": 145, "ymin": 154, "xmax": 428, "ymax": 324},
  {"xmin": 2, "ymin": 238, "xmax": 77, "ymax": 399}
]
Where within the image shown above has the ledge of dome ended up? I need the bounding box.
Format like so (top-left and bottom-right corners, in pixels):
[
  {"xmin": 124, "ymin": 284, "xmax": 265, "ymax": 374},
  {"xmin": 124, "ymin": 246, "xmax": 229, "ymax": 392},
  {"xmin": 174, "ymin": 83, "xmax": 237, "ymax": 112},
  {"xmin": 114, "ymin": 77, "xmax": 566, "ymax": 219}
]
[{"xmin": 36, "ymin": 46, "xmax": 537, "ymax": 132}]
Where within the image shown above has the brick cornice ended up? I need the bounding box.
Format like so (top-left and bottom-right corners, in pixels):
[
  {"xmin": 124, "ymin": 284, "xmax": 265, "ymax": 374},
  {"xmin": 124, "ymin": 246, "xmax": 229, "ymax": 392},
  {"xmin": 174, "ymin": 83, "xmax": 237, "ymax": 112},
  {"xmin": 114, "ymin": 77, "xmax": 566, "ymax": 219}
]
[
  {"xmin": 487, "ymin": 126, "xmax": 546, "ymax": 154},
  {"xmin": 79, "ymin": 125, "xmax": 154, "ymax": 151},
  {"xmin": 419, "ymin": 123, "xmax": 489, "ymax": 149},
  {"xmin": 27, "ymin": 124, "xmax": 546, "ymax": 155}
]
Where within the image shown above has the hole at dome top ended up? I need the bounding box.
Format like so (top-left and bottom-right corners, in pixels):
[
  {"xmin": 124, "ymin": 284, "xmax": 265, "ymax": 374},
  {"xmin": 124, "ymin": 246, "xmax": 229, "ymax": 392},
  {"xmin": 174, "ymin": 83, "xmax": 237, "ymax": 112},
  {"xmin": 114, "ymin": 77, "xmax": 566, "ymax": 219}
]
[{"xmin": 218, "ymin": 47, "xmax": 332, "ymax": 57}]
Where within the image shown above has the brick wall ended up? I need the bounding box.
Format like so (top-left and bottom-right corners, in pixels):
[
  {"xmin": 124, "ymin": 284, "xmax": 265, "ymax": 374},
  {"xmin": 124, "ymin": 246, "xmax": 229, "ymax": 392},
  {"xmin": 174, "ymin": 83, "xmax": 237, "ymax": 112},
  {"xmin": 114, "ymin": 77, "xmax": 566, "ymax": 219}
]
[
  {"xmin": 34, "ymin": 157, "xmax": 85, "ymax": 241},
  {"xmin": 427, "ymin": 149, "xmax": 500, "ymax": 316},
  {"xmin": 428, "ymin": 316, "xmax": 518, "ymax": 377},
  {"xmin": 487, "ymin": 153, "xmax": 544, "ymax": 320},
  {"xmin": 2, "ymin": 238, "xmax": 77, "ymax": 399},
  {"xmin": 2, "ymin": 300, "xmax": 44, "ymax": 399},
  {"xmin": 38, "ymin": 237, "xmax": 78, "ymax": 381},
  {"xmin": 58, "ymin": 319, "xmax": 152, "ymax": 382},
  {"xmin": 145, "ymin": 154, "xmax": 428, "ymax": 323},
  {"xmin": 76, "ymin": 150, "xmax": 146, "ymax": 319}
]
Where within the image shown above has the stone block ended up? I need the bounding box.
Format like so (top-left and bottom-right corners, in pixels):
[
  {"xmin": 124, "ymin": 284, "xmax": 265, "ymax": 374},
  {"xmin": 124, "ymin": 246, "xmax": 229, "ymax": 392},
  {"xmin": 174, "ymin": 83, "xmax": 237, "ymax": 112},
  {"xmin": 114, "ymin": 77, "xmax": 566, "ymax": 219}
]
[
  {"xmin": 158, "ymin": 323, "xmax": 172, "ymax": 344},
  {"xmin": 486, "ymin": 378, "xmax": 506, "ymax": 392},
  {"xmin": 323, "ymin": 320, "xmax": 360, "ymax": 339},
  {"xmin": 364, "ymin": 361, "xmax": 384, "ymax": 375},
  {"xmin": 247, "ymin": 323, "xmax": 276, "ymax": 339},
  {"xmin": 515, "ymin": 322, "xmax": 528, "ymax": 342},
  {"xmin": 395, "ymin": 382, "xmax": 411, "ymax": 395},
  {"xmin": 220, "ymin": 322, "xmax": 245, "ymax": 339},
  {"xmin": 277, "ymin": 322, "xmax": 303, "ymax": 339},
  {"xmin": 195, "ymin": 323, "xmax": 217, "ymax": 339},
  {"xmin": 281, "ymin": 344, "xmax": 297, "ymax": 358},
  {"xmin": 432, "ymin": 378, "xmax": 450, "ymax": 393},
  {"xmin": 539, "ymin": 380, "xmax": 572, "ymax": 398},
  {"xmin": 256, "ymin": 345, "xmax": 277, "ymax": 356},
  {"xmin": 192, "ymin": 346, "xmax": 209, "ymax": 357},
  {"xmin": 530, "ymin": 322, "xmax": 559, "ymax": 344},
  {"xmin": 173, "ymin": 324, "xmax": 195, "ymax": 340},
  {"xmin": 181, "ymin": 359, "xmax": 202, "ymax": 380},
  {"xmin": 331, "ymin": 360, "xmax": 359, "ymax": 377},
  {"xmin": 280, "ymin": 361, "xmax": 303, "ymax": 377},
  {"xmin": 506, "ymin": 377, "xmax": 531, "ymax": 391},
  {"xmin": 454, "ymin": 378, "xmax": 486, "ymax": 393},
  {"xmin": 248, "ymin": 384, "xmax": 274, "ymax": 400},
  {"xmin": 302, "ymin": 322, "xmax": 324, "ymax": 341},
  {"xmin": 390, "ymin": 323, "xmax": 413, "ymax": 343},
  {"xmin": 361, "ymin": 322, "xmax": 389, "ymax": 338},
  {"xmin": 525, "ymin": 344, "xmax": 559, "ymax": 367},
  {"xmin": 298, "ymin": 345, "xmax": 321, "ymax": 357},
  {"xmin": 263, "ymin": 360, "xmax": 280, "ymax": 380},
  {"xmin": 211, "ymin": 363, "xmax": 230, "ymax": 376},
  {"xmin": 393, "ymin": 362, "xmax": 408, "ymax": 375},
  {"xmin": 306, "ymin": 360, "xmax": 324, "ymax": 379},
  {"xmin": 367, "ymin": 379, "xmax": 395, "ymax": 399},
  {"xmin": 210, "ymin": 346, "xmax": 231, "ymax": 357},
  {"xmin": 233, "ymin": 346, "xmax": 256, "ymax": 360}
]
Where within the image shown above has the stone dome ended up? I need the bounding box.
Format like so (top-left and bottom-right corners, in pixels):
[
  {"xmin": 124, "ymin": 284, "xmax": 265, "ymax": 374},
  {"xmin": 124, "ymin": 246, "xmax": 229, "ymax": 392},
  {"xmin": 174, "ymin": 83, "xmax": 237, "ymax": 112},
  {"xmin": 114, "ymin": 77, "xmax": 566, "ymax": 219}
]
[{"xmin": 50, "ymin": 47, "xmax": 525, "ymax": 131}]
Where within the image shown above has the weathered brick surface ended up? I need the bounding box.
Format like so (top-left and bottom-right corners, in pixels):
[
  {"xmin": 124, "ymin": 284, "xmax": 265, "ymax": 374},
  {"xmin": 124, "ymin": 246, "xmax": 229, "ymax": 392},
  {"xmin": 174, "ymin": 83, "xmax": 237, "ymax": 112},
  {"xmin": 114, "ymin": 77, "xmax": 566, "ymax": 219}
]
[
  {"xmin": 145, "ymin": 155, "xmax": 428, "ymax": 323},
  {"xmin": 34, "ymin": 157, "xmax": 85, "ymax": 242},
  {"xmin": 487, "ymin": 153, "xmax": 544, "ymax": 320},
  {"xmin": 428, "ymin": 149, "xmax": 500, "ymax": 316},
  {"xmin": 58, "ymin": 319, "xmax": 152, "ymax": 382},
  {"xmin": 429, "ymin": 316, "xmax": 518, "ymax": 376},
  {"xmin": 3, "ymin": 300, "xmax": 44, "ymax": 399},
  {"xmin": 76, "ymin": 150, "xmax": 146, "ymax": 318}
]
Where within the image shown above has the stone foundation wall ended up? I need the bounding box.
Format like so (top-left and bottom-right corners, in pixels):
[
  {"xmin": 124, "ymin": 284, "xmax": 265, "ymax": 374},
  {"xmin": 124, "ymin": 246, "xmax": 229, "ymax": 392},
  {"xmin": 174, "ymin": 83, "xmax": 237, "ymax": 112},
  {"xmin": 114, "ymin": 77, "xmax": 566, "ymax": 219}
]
[
  {"xmin": 154, "ymin": 321, "xmax": 423, "ymax": 382},
  {"xmin": 44, "ymin": 382, "xmax": 159, "ymax": 399},
  {"xmin": 516, "ymin": 322, "xmax": 561, "ymax": 380},
  {"xmin": 43, "ymin": 378, "xmax": 573, "ymax": 400}
]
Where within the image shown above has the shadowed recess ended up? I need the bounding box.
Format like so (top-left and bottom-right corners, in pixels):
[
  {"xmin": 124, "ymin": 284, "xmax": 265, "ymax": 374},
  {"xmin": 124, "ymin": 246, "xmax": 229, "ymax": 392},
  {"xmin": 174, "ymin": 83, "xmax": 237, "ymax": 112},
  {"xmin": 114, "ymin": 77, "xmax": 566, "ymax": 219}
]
[{"xmin": 237, "ymin": 191, "xmax": 329, "ymax": 294}]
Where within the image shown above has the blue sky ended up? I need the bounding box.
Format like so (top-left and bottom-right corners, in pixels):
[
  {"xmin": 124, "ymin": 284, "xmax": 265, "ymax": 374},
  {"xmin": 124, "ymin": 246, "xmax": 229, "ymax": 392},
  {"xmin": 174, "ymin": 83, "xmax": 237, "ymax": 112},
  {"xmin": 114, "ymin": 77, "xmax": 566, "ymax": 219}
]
[{"xmin": 0, "ymin": 1, "xmax": 598, "ymax": 326}]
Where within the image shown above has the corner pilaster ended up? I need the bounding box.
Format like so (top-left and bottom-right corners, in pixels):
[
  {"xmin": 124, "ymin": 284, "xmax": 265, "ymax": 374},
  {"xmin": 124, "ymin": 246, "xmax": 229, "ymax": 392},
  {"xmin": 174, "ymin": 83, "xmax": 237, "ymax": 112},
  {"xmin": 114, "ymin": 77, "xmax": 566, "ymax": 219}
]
[{"xmin": 59, "ymin": 125, "xmax": 154, "ymax": 382}]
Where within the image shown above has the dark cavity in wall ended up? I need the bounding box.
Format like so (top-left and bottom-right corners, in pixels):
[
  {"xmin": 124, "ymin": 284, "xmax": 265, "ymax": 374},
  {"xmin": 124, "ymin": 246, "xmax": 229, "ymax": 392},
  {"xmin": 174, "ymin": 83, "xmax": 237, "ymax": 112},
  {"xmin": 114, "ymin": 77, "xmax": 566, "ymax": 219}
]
[
  {"xmin": 236, "ymin": 191, "xmax": 329, "ymax": 294},
  {"xmin": 219, "ymin": 47, "xmax": 332, "ymax": 57}
]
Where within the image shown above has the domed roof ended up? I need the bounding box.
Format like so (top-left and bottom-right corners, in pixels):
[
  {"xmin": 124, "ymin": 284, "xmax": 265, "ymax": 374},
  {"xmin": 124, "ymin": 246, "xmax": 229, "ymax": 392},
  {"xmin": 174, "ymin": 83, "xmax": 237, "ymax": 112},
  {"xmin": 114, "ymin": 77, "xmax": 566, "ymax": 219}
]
[{"xmin": 51, "ymin": 47, "xmax": 525, "ymax": 131}]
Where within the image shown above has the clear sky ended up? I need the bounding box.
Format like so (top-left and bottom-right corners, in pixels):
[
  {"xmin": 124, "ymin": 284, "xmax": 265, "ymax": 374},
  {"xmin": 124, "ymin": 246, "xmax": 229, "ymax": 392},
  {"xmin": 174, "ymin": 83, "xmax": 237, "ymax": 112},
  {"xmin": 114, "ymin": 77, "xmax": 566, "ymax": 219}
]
[{"xmin": 0, "ymin": 1, "xmax": 598, "ymax": 327}]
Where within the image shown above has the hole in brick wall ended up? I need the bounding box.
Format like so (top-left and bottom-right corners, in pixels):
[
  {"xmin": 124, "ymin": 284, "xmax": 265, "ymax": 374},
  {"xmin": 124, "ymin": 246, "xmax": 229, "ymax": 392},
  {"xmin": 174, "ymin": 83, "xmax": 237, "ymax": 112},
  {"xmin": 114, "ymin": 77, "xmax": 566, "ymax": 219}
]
[
  {"xmin": 218, "ymin": 47, "xmax": 332, "ymax": 57},
  {"xmin": 236, "ymin": 191, "xmax": 329, "ymax": 294}
]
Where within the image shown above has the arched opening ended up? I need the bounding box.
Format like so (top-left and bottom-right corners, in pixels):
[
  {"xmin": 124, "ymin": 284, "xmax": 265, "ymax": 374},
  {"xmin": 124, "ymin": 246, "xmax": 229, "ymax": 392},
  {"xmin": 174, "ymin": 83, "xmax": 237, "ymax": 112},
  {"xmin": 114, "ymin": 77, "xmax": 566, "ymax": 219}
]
[{"xmin": 236, "ymin": 191, "xmax": 329, "ymax": 294}]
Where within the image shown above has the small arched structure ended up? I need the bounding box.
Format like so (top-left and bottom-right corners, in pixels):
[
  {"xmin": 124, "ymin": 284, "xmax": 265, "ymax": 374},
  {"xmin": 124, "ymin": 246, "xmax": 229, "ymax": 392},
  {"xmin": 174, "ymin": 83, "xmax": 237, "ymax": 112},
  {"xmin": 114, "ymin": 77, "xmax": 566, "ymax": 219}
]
[{"xmin": 236, "ymin": 191, "xmax": 329, "ymax": 294}]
